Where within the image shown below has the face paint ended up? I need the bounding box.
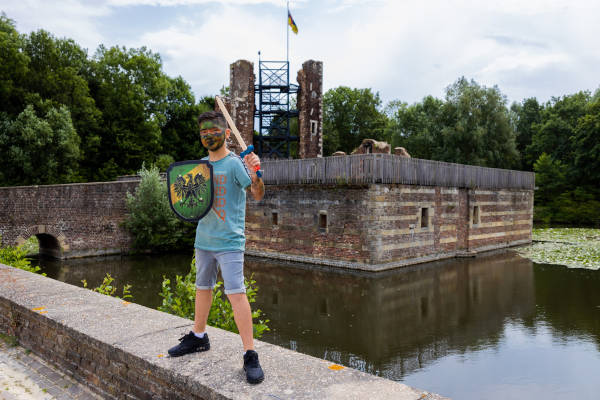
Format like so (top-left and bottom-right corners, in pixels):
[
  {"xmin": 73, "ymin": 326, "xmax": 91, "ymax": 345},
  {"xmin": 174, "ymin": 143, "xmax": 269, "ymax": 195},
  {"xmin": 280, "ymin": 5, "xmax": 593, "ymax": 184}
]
[
  {"xmin": 199, "ymin": 119, "xmax": 227, "ymax": 151},
  {"xmin": 200, "ymin": 129, "xmax": 226, "ymax": 151},
  {"xmin": 199, "ymin": 121, "xmax": 220, "ymax": 131}
]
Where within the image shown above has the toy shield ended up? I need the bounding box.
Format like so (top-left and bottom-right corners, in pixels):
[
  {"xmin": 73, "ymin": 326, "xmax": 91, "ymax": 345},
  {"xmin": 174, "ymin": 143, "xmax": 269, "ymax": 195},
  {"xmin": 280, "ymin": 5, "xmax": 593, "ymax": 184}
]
[{"xmin": 167, "ymin": 160, "xmax": 214, "ymax": 222}]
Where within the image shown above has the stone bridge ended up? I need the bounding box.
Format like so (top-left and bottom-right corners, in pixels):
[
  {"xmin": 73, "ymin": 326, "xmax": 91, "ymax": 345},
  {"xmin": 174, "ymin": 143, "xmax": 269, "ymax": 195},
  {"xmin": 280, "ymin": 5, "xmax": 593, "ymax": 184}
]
[{"xmin": 0, "ymin": 180, "xmax": 139, "ymax": 259}]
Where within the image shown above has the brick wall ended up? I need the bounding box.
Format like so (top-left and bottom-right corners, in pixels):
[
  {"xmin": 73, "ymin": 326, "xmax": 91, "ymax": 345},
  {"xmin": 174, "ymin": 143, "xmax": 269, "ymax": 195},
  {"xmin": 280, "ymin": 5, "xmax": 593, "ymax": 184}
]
[
  {"xmin": 247, "ymin": 184, "xmax": 533, "ymax": 267},
  {"xmin": 0, "ymin": 179, "xmax": 532, "ymax": 266},
  {"xmin": 0, "ymin": 181, "xmax": 138, "ymax": 258},
  {"xmin": 246, "ymin": 184, "xmax": 371, "ymax": 264},
  {"xmin": 297, "ymin": 60, "xmax": 323, "ymax": 159}
]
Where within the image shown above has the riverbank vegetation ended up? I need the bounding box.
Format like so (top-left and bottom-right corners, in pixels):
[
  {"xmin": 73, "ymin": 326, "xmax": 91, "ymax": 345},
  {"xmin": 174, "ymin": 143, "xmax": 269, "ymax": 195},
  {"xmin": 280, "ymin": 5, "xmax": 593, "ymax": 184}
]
[
  {"xmin": 158, "ymin": 256, "xmax": 270, "ymax": 338},
  {"xmin": 0, "ymin": 236, "xmax": 43, "ymax": 274},
  {"xmin": 1, "ymin": 14, "xmax": 598, "ymax": 226},
  {"xmin": 518, "ymin": 228, "xmax": 600, "ymax": 270}
]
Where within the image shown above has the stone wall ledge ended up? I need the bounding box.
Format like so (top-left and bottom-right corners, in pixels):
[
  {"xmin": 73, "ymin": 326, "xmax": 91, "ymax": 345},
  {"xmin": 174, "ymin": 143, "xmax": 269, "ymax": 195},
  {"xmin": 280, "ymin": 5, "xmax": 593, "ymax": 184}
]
[{"xmin": 0, "ymin": 263, "xmax": 446, "ymax": 400}]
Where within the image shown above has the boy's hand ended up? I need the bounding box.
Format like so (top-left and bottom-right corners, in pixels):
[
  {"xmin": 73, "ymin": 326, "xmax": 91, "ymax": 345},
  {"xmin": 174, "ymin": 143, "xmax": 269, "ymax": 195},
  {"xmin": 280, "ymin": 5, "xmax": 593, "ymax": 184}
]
[{"xmin": 244, "ymin": 152, "xmax": 261, "ymax": 181}]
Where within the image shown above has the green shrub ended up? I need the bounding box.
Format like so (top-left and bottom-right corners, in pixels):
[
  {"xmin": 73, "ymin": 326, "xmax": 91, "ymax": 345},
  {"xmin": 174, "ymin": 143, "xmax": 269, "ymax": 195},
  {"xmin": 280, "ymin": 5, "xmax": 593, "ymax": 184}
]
[
  {"xmin": 155, "ymin": 154, "xmax": 175, "ymax": 172},
  {"xmin": 82, "ymin": 273, "xmax": 133, "ymax": 300},
  {"xmin": 158, "ymin": 256, "xmax": 269, "ymax": 338},
  {"xmin": 0, "ymin": 235, "xmax": 44, "ymax": 275},
  {"xmin": 534, "ymin": 187, "xmax": 600, "ymax": 227},
  {"xmin": 123, "ymin": 164, "xmax": 194, "ymax": 252}
]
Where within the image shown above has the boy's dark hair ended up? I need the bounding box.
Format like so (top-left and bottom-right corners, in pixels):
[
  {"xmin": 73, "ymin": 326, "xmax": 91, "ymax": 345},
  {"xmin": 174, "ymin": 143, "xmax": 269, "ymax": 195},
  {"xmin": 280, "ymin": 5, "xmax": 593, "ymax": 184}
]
[{"xmin": 197, "ymin": 111, "xmax": 227, "ymax": 129}]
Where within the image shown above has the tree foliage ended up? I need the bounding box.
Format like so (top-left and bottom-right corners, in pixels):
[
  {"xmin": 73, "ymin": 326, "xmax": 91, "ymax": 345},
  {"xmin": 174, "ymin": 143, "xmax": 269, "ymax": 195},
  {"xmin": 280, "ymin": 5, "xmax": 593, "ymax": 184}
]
[
  {"xmin": 0, "ymin": 16, "xmax": 210, "ymax": 186},
  {"xmin": 386, "ymin": 78, "xmax": 519, "ymax": 169},
  {"xmin": 322, "ymin": 86, "xmax": 387, "ymax": 155},
  {"xmin": 123, "ymin": 164, "xmax": 194, "ymax": 252},
  {"xmin": 0, "ymin": 104, "xmax": 80, "ymax": 185}
]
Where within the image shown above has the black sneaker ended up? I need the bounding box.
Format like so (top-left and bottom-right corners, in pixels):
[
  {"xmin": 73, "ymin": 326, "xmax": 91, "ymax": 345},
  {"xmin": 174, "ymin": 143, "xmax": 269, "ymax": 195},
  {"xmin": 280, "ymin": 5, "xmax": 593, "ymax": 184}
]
[
  {"xmin": 168, "ymin": 331, "xmax": 210, "ymax": 357},
  {"xmin": 243, "ymin": 350, "xmax": 264, "ymax": 384}
]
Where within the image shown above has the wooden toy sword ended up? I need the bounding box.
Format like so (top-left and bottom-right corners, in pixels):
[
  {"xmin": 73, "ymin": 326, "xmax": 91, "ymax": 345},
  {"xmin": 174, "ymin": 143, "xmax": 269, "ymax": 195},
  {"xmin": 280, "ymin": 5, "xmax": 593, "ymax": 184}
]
[{"xmin": 215, "ymin": 95, "xmax": 262, "ymax": 178}]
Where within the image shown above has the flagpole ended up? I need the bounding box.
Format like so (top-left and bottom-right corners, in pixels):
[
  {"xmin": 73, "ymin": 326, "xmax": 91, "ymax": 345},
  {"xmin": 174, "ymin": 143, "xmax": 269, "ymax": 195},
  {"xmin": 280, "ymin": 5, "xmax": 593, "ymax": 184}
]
[{"xmin": 286, "ymin": 0, "xmax": 289, "ymax": 62}]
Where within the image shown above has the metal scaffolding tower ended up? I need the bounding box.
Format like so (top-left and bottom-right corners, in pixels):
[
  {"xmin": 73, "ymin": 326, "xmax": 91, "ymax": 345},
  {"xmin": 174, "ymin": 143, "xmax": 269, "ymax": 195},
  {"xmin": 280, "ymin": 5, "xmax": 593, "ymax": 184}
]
[{"xmin": 254, "ymin": 59, "xmax": 298, "ymax": 158}]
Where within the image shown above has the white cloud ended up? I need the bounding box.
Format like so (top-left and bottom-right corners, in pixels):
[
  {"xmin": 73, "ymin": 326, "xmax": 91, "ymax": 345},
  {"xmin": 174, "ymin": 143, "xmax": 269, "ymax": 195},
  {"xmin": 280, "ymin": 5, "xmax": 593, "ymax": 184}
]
[
  {"xmin": 1, "ymin": 0, "xmax": 111, "ymax": 53},
  {"xmin": 2, "ymin": 0, "xmax": 598, "ymax": 105},
  {"xmin": 107, "ymin": 0, "xmax": 295, "ymax": 6},
  {"xmin": 127, "ymin": 5, "xmax": 285, "ymax": 97}
]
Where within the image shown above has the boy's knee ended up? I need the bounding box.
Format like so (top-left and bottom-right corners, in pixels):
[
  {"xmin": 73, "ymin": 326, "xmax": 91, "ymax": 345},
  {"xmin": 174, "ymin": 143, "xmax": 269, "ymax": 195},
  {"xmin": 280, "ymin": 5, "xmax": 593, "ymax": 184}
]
[{"xmin": 227, "ymin": 292, "xmax": 248, "ymax": 303}]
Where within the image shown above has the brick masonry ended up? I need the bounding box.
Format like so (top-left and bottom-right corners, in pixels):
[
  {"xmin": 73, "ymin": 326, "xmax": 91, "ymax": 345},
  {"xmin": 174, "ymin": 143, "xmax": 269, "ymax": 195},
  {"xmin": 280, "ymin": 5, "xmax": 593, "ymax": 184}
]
[
  {"xmin": 0, "ymin": 181, "xmax": 138, "ymax": 258},
  {"xmin": 246, "ymin": 184, "xmax": 533, "ymax": 268},
  {"xmin": 226, "ymin": 59, "xmax": 255, "ymax": 155},
  {"xmin": 297, "ymin": 60, "xmax": 324, "ymax": 159},
  {"xmin": 0, "ymin": 179, "xmax": 532, "ymax": 265}
]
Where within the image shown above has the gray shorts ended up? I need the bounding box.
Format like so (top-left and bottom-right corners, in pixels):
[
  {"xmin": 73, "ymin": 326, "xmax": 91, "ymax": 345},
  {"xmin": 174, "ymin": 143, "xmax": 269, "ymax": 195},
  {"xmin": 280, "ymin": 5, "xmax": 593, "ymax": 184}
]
[{"xmin": 195, "ymin": 249, "xmax": 246, "ymax": 295}]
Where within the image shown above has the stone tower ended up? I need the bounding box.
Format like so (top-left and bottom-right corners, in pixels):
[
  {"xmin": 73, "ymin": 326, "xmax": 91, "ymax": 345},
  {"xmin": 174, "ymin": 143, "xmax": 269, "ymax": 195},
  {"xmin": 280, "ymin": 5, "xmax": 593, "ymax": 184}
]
[
  {"xmin": 297, "ymin": 60, "xmax": 323, "ymax": 158},
  {"xmin": 220, "ymin": 59, "xmax": 323, "ymax": 159},
  {"xmin": 219, "ymin": 59, "xmax": 255, "ymax": 155}
]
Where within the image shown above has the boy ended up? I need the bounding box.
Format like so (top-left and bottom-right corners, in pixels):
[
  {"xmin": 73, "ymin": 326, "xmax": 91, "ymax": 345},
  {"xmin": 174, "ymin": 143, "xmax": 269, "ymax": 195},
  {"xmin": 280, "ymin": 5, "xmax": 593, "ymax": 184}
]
[{"xmin": 168, "ymin": 111, "xmax": 265, "ymax": 384}]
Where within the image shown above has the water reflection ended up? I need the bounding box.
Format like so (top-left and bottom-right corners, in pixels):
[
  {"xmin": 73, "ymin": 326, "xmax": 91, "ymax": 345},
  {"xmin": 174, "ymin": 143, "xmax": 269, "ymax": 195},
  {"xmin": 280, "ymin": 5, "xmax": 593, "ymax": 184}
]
[
  {"xmin": 39, "ymin": 252, "xmax": 192, "ymax": 309},
  {"xmin": 245, "ymin": 251, "xmax": 537, "ymax": 379}
]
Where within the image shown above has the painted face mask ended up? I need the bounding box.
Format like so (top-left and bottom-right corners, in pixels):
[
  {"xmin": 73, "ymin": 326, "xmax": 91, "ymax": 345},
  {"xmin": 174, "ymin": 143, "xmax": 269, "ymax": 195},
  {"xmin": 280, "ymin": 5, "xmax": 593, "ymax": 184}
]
[{"xmin": 199, "ymin": 121, "xmax": 227, "ymax": 151}]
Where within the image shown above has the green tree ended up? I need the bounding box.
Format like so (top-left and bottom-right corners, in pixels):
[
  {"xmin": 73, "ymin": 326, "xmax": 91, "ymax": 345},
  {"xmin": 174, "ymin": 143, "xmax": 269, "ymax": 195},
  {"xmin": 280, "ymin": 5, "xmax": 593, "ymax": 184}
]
[
  {"xmin": 123, "ymin": 164, "xmax": 194, "ymax": 252},
  {"xmin": 385, "ymin": 96, "xmax": 445, "ymax": 160},
  {"xmin": 160, "ymin": 77, "xmax": 210, "ymax": 162},
  {"xmin": 386, "ymin": 78, "xmax": 519, "ymax": 168},
  {"xmin": 322, "ymin": 86, "xmax": 387, "ymax": 155},
  {"xmin": 533, "ymin": 153, "xmax": 567, "ymax": 205},
  {"xmin": 21, "ymin": 29, "xmax": 101, "ymax": 181},
  {"xmin": 439, "ymin": 77, "xmax": 519, "ymax": 168},
  {"xmin": 572, "ymin": 99, "xmax": 600, "ymax": 188},
  {"xmin": 0, "ymin": 104, "xmax": 80, "ymax": 185},
  {"xmin": 88, "ymin": 45, "xmax": 170, "ymax": 179},
  {"xmin": 510, "ymin": 97, "xmax": 541, "ymax": 170},
  {"xmin": 526, "ymin": 92, "xmax": 590, "ymax": 170},
  {"xmin": 0, "ymin": 14, "xmax": 29, "ymax": 116}
]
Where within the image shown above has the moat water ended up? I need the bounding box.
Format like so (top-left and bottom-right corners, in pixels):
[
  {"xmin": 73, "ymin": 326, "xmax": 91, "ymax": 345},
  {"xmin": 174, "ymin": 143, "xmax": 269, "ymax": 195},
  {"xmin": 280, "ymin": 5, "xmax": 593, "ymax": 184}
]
[{"xmin": 37, "ymin": 250, "xmax": 600, "ymax": 400}]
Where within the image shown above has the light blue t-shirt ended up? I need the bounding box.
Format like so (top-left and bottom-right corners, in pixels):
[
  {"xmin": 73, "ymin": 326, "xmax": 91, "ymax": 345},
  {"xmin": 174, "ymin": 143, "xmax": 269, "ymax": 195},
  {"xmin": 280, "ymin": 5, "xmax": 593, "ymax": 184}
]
[{"xmin": 194, "ymin": 152, "xmax": 252, "ymax": 252}]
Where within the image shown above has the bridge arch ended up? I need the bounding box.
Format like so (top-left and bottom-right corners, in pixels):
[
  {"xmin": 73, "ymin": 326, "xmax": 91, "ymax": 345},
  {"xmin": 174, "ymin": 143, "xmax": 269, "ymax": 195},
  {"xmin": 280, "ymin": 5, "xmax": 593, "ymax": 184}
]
[{"xmin": 15, "ymin": 225, "xmax": 68, "ymax": 260}]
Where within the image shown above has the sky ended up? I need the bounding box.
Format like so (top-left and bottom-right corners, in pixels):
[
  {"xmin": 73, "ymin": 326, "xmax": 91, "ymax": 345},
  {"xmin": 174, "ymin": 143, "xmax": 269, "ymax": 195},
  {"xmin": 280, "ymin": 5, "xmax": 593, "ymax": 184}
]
[{"xmin": 2, "ymin": 0, "xmax": 599, "ymax": 107}]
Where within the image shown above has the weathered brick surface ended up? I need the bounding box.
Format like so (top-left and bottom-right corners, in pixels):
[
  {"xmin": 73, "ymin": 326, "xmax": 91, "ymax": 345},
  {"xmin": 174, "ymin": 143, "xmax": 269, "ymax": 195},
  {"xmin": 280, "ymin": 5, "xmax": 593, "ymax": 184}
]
[
  {"xmin": 0, "ymin": 181, "xmax": 138, "ymax": 258},
  {"xmin": 246, "ymin": 184, "xmax": 371, "ymax": 263},
  {"xmin": 213, "ymin": 60, "xmax": 255, "ymax": 155},
  {"xmin": 0, "ymin": 178, "xmax": 532, "ymax": 265},
  {"xmin": 297, "ymin": 60, "xmax": 323, "ymax": 159},
  {"xmin": 0, "ymin": 298, "xmax": 209, "ymax": 399},
  {"xmin": 228, "ymin": 59, "xmax": 255, "ymax": 154},
  {"xmin": 247, "ymin": 184, "xmax": 533, "ymax": 266}
]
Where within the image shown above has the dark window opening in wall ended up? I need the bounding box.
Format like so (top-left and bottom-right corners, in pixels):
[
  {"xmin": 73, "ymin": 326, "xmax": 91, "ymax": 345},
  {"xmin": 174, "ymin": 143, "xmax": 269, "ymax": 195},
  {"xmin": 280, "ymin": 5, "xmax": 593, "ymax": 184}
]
[
  {"xmin": 319, "ymin": 212, "xmax": 327, "ymax": 231},
  {"xmin": 319, "ymin": 298, "xmax": 329, "ymax": 315},
  {"xmin": 272, "ymin": 211, "xmax": 278, "ymax": 226},
  {"xmin": 421, "ymin": 296, "xmax": 429, "ymax": 318},
  {"xmin": 272, "ymin": 292, "xmax": 279, "ymax": 305},
  {"xmin": 421, "ymin": 208, "xmax": 429, "ymax": 228},
  {"xmin": 310, "ymin": 120, "xmax": 318, "ymax": 135},
  {"xmin": 473, "ymin": 206, "xmax": 479, "ymax": 225}
]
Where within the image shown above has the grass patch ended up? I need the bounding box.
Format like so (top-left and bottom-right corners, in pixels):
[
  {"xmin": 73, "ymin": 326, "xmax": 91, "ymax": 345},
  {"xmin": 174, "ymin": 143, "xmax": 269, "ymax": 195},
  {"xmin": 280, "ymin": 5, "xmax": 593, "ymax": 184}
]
[
  {"xmin": 518, "ymin": 228, "xmax": 600, "ymax": 270},
  {"xmin": 0, "ymin": 332, "xmax": 18, "ymax": 347}
]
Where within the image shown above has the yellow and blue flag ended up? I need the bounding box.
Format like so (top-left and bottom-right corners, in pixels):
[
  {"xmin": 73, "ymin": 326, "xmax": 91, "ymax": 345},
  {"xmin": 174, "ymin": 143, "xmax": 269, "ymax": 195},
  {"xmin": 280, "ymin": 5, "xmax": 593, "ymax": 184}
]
[{"xmin": 288, "ymin": 11, "xmax": 298, "ymax": 34}]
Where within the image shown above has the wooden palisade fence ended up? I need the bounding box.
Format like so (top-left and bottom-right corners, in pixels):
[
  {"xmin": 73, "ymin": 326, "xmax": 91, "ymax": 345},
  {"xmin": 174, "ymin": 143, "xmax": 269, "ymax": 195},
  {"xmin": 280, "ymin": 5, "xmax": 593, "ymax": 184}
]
[{"xmin": 260, "ymin": 154, "xmax": 535, "ymax": 190}]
